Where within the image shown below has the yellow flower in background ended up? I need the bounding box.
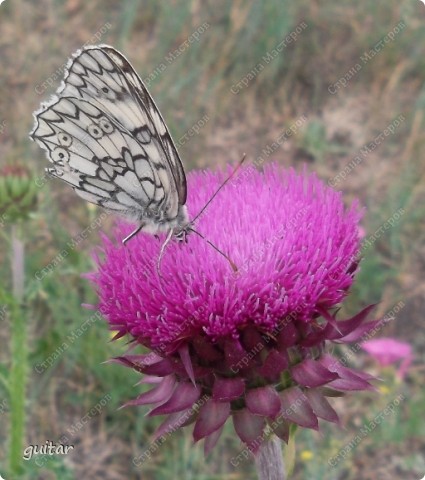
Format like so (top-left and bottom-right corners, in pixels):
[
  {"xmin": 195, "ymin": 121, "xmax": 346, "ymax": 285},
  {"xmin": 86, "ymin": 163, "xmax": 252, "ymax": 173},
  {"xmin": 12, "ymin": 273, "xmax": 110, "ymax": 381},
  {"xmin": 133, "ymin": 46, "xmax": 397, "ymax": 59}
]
[
  {"xmin": 378, "ymin": 385, "xmax": 391, "ymax": 395},
  {"xmin": 300, "ymin": 450, "xmax": 314, "ymax": 461}
]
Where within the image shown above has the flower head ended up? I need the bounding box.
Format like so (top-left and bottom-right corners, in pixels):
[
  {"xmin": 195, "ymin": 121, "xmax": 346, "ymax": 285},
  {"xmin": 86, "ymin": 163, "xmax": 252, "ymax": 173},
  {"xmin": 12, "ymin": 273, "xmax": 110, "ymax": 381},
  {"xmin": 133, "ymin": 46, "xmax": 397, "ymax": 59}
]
[
  {"xmin": 0, "ymin": 163, "xmax": 39, "ymax": 223},
  {"xmin": 88, "ymin": 163, "xmax": 378, "ymax": 453},
  {"xmin": 361, "ymin": 338, "xmax": 413, "ymax": 379}
]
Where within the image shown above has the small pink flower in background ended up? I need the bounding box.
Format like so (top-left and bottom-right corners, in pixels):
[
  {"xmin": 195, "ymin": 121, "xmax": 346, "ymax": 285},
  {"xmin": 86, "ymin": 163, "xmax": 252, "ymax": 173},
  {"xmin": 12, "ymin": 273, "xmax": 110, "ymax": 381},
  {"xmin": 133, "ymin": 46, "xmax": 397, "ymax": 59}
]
[
  {"xmin": 88, "ymin": 163, "xmax": 379, "ymax": 454},
  {"xmin": 361, "ymin": 338, "xmax": 413, "ymax": 379},
  {"xmin": 357, "ymin": 225, "xmax": 366, "ymax": 240}
]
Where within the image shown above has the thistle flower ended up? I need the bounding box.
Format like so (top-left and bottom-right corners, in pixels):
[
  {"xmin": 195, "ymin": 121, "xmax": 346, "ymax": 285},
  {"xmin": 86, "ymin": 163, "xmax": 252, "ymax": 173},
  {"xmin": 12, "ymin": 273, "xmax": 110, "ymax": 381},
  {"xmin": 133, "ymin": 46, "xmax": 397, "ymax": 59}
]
[
  {"xmin": 0, "ymin": 164, "xmax": 39, "ymax": 224},
  {"xmin": 88, "ymin": 163, "xmax": 378, "ymax": 454},
  {"xmin": 361, "ymin": 338, "xmax": 413, "ymax": 380}
]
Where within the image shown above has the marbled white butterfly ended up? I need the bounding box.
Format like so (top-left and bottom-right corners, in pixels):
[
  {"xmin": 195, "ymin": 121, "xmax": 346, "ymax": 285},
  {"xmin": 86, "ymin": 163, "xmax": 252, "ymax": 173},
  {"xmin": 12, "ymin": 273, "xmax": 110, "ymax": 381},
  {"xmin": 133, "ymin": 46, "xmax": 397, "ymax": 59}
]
[
  {"xmin": 30, "ymin": 45, "xmax": 242, "ymax": 267},
  {"xmin": 30, "ymin": 44, "xmax": 190, "ymax": 247}
]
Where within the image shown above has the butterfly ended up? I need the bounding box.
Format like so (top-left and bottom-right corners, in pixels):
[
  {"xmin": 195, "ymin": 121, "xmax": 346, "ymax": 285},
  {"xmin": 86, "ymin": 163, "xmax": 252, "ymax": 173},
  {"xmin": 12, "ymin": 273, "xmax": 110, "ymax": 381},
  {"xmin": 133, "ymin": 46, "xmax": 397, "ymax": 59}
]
[{"xmin": 30, "ymin": 44, "xmax": 243, "ymax": 269}]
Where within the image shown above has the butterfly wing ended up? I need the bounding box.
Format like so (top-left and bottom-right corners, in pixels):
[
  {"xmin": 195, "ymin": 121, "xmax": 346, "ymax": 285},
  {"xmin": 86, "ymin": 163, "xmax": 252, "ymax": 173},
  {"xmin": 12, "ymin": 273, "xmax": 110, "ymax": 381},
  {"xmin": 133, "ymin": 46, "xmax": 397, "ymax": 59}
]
[
  {"xmin": 57, "ymin": 44, "xmax": 187, "ymax": 205},
  {"xmin": 31, "ymin": 45, "xmax": 189, "ymax": 233},
  {"xmin": 31, "ymin": 95, "xmax": 179, "ymax": 231}
]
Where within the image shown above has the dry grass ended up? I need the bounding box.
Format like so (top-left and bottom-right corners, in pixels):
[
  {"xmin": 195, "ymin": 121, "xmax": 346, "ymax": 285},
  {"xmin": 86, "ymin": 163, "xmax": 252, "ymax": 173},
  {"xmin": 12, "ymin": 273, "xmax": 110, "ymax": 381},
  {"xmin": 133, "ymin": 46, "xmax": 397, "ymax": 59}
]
[{"xmin": 0, "ymin": 0, "xmax": 424, "ymax": 478}]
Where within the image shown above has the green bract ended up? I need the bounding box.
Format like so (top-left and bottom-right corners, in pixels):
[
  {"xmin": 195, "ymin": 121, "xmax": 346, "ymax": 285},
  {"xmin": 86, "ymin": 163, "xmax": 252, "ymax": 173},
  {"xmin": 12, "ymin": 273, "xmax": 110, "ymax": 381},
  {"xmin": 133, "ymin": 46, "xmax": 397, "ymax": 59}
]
[{"xmin": 0, "ymin": 164, "xmax": 39, "ymax": 223}]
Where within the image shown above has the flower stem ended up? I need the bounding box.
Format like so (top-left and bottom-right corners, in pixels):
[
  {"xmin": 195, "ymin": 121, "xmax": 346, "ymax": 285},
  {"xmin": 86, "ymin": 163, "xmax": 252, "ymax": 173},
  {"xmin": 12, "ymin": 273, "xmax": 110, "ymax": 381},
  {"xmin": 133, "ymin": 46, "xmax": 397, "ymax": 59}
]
[
  {"xmin": 11, "ymin": 225, "xmax": 25, "ymax": 300},
  {"xmin": 255, "ymin": 435, "xmax": 286, "ymax": 480},
  {"xmin": 9, "ymin": 224, "xmax": 27, "ymax": 476}
]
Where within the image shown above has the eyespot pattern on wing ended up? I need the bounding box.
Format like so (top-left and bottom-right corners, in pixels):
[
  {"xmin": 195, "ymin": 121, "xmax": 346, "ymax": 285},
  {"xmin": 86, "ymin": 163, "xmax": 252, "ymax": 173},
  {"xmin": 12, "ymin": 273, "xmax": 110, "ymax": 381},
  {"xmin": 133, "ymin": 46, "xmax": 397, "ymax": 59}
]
[{"xmin": 30, "ymin": 44, "xmax": 188, "ymax": 232}]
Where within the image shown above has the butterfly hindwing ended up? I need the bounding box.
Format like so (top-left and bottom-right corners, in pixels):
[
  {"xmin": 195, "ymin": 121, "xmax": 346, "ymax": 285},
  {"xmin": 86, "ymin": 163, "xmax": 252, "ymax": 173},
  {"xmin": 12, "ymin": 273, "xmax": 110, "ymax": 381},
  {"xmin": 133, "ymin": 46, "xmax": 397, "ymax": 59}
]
[
  {"xmin": 31, "ymin": 96, "xmax": 177, "ymax": 223},
  {"xmin": 57, "ymin": 45, "xmax": 187, "ymax": 205}
]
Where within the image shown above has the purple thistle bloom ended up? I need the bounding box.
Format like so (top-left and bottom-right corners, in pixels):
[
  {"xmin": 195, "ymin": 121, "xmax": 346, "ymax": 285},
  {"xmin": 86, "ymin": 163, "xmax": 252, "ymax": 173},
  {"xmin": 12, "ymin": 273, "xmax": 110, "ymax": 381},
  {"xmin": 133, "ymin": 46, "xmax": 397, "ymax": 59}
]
[
  {"xmin": 88, "ymin": 162, "xmax": 378, "ymax": 453},
  {"xmin": 361, "ymin": 338, "xmax": 413, "ymax": 379}
]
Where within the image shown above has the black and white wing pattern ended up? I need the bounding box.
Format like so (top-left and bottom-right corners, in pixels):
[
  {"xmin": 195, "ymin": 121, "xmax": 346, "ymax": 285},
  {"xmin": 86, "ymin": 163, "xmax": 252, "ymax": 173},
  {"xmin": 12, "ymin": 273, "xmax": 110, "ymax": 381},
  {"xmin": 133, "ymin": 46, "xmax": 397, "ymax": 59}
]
[{"xmin": 30, "ymin": 44, "xmax": 189, "ymax": 236}]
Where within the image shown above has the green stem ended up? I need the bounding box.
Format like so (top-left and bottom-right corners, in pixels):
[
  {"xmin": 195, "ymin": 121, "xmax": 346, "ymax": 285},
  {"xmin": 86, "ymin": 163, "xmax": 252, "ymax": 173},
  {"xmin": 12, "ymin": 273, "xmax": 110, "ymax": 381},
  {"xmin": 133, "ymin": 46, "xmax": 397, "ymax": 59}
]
[
  {"xmin": 11, "ymin": 225, "xmax": 25, "ymax": 300},
  {"xmin": 9, "ymin": 224, "xmax": 27, "ymax": 476}
]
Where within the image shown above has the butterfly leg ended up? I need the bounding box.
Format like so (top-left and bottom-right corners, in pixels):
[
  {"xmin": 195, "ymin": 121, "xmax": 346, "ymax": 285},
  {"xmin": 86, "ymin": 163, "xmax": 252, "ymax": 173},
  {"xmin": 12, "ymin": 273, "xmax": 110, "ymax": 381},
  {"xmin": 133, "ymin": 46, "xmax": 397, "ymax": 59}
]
[
  {"xmin": 154, "ymin": 229, "xmax": 174, "ymax": 293},
  {"xmin": 122, "ymin": 223, "xmax": 145, "ymax": 245},
  {"xmin": 156, "ymin": 229, "xmax": 174, "ymax": 273}
]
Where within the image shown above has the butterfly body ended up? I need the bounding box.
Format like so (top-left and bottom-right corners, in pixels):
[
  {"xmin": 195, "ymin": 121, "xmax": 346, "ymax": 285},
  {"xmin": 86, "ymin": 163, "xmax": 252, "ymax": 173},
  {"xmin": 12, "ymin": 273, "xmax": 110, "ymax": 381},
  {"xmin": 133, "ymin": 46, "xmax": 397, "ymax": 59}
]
[{"xmin": 30, "ymin": 45, "xmax": 189, "ymax": 241}]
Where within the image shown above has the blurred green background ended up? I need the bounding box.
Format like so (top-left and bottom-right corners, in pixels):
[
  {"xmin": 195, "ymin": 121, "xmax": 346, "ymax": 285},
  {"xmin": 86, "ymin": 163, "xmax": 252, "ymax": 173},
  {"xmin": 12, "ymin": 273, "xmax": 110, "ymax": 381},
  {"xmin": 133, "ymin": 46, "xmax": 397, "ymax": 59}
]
[{"xmin": 0, "ymin": 0, "xmax": 424, "ymax": 478}]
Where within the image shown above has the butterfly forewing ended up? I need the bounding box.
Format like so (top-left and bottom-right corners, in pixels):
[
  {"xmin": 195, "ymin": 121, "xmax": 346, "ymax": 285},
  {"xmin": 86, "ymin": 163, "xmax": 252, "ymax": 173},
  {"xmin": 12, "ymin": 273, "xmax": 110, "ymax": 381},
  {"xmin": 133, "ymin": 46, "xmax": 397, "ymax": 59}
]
[
  {"xmin": 30, "ymin": 45, "xmax": 188, "ymax": 234},
  {"xmin": 58, "ymin": 45, "xmax": 186, "ymax": 204}
]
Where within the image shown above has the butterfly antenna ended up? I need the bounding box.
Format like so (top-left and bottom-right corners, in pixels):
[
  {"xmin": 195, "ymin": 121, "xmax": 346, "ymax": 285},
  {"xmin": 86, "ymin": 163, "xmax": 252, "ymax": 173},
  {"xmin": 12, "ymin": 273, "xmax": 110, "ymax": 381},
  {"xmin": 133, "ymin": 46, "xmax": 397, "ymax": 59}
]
[
  {"xmin": 188, "ymin": 226, "xmax": 238, "ymax": 272},
  {"xmin": 190, "ymin": 153, "xmax": 247, "ymax": 225}
]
